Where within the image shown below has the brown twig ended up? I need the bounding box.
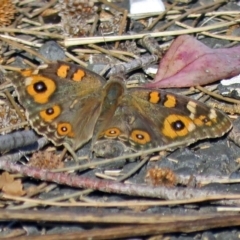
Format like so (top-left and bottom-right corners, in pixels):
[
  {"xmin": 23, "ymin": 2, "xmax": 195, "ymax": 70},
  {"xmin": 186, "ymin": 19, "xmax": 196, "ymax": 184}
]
[
  {"xmin": 1, "ymin": 211, "xmax": 240, "ymax": 240},
  {"xmin": 0, "ymin": 28, "xmax": 64, "ymax": 39},
  {"xmin": 196, "ymin": 85, "xmax": 240, "ymax": 104},
  {"xmin": 1, "ymin": 158, "xmax": 240, "ymax": 203}
]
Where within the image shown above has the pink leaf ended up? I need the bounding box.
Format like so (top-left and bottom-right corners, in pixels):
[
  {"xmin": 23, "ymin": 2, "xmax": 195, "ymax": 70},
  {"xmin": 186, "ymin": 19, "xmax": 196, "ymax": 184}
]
[{"xmin": 145, "ymin": 35, "xmax": 240, "ymax": 88}]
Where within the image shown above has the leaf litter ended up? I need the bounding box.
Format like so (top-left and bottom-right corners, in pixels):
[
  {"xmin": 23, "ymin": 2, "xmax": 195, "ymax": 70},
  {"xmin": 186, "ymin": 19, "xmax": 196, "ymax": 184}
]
[{"xmin": 0, "ymin": 0, "xmax": 240, "ymax": 239}]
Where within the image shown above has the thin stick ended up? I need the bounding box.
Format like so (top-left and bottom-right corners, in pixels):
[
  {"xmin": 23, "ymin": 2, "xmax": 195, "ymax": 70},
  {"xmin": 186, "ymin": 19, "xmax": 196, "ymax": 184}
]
[
  {"xmin": 88, "ymin": 44, "xmax": 131, "ymax": 62},
  {"xmin": 117, "ymin": 156, "xmax": 149, "ymax": 182},
  {"xmin": 196, "ymin": 86, "xmax": 240, "ymax": 105},
  {"xmin": 175, "ymin": 21, "xmax": 240, "ymax": 41},
  {"xmin": 0, "ymin": 34, "xmax": 41, "ymax": 48},
  {"xmin": 0, "ymin": 36, "xmax": 50, "ymax": 63},
  {"xmin": 0, "ymin": 28, "xmax": 64, "ymax": 39},
  {"xmin": 64, "ymin": 52, "xmax": 88, "ymax": 68},
  {"xmin": 64, "ymin": 19, "xmax": 240, "ymax": 46},
  {"xmin": 5, "ymin": 90, "xmax": 26, "ymax": 122},
  {"xmin": 19, "ymin": 0, "xmax": 57, "ymax": 18},
  {"xmin": 156, "ymin": 0, "xmax": 225, "ymax": 32},
  {"xmin": 2, "ymin": 193, "xmax": 240, "ymax": 208},
  {"xmin": 167, "ymin": 11, "xmax": 240, "ymax": 19}
]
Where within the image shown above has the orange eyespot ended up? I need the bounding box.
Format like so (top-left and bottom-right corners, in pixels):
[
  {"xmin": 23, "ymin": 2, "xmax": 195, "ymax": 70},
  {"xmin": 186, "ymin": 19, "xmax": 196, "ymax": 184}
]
[
  {"xmin": 162, "ymin": 114, "xmax": 195, "ymax": 139},
  {"xmin": 57, "ymin": 65, "xmax": 70, "ymax": 78},
  {"xmin": 57, "ymin": 123, "xmax": 74, "ymax": 137},
  {"xmin": 130, "ymin": 130, "xmax": 151, "ymax": 144},
  {"xmin": 39, "ymin": 105, "xmax": 61, "ymax": 122},
  {"xmin": 26, "ymin": 76, "xmax": 56, "ymax": 104},
  {"xmin": 103, "ymin": 128, "xmax": 121, "ymax": 138}
]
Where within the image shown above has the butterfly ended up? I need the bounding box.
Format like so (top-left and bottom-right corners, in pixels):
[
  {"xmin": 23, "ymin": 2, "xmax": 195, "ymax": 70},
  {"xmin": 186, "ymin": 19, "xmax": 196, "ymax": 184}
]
[{"xmin": 11, "ymin": 61, "xmax": 232, "ymax": 157}]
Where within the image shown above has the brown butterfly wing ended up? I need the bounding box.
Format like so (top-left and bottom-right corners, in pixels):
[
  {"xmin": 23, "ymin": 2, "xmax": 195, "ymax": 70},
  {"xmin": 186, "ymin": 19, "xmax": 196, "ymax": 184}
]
[
  {"xmin": 128, "ymin": 87, "xmax": 232, "ymax": 144},
  {"xmin": 11, "ymin": 61, "xmax": 105, "ymax": 150},
  {"xmin": 92, "ymin": 81, "xmax": 232, "ymax": 157}
]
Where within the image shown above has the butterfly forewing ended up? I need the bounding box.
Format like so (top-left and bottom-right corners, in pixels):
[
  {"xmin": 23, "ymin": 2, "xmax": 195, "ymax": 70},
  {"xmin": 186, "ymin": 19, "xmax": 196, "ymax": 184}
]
[{"xmin": 11, "ymin": 62, "xmax": 105, "ymax": 149}]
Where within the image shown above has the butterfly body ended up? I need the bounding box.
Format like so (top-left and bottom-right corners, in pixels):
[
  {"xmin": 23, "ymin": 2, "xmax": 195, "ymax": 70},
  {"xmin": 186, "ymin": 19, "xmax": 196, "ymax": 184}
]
[{"xmin": 11, "ymin": 61, "xmax": 232, "ymax": 157}]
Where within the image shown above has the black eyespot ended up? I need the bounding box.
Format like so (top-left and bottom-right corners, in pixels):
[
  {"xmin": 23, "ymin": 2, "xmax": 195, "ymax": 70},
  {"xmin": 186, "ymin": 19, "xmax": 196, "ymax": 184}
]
[
  {"xmin": 136, "ymin": 134, "xmax": 144, "ymax": 139},
  {"xmin": 33, "ymin": 81, "xmax": 47, "ymax": 93},
  {"xmin": 203, "ymin": 117, "xmax": 209, "ymax": 123},
  {"xmin": 61, "ymin": 126, "xmax": 68, "ymax": 132},
  {"xmin": 46, "ymin": 108, "xmax": 54, "ymax": 115},
  {"xmin": 171, "ymin": 120, "xmax": 185, "ymax": 131}
]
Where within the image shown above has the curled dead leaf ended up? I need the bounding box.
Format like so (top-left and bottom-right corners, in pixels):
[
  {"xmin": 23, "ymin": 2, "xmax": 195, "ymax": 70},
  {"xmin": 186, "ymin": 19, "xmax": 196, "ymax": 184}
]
[{"xmin": 145, "ymin": 35, "xmax": 240, "ymax": 88}]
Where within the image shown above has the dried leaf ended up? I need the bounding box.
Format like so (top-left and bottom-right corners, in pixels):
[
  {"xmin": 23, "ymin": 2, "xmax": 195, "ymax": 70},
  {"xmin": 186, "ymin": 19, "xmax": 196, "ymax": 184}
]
[
  {"xmin": 0, "ymin": 172, "xmax": 25, "ymax": 196},
  {"xmin": 145, "ymin": 35, "xmax": 240, "ymax": 88},
  {"xmin": 0, "ymin": 172, "xmax": 14, "ymax": 188},
  {"xmin": 2, "ymin": 179, "xmax": 25, "ymax": 196}
]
